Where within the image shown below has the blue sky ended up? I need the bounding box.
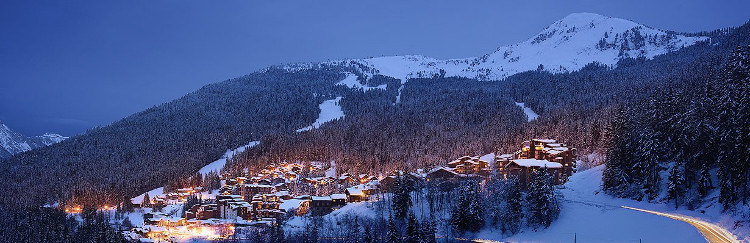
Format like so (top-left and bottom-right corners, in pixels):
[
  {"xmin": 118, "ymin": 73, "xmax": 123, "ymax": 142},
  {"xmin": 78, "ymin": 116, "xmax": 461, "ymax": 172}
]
[{"xmin": 1, "ymin": 0, "xmax": 749, "ymax": 136}]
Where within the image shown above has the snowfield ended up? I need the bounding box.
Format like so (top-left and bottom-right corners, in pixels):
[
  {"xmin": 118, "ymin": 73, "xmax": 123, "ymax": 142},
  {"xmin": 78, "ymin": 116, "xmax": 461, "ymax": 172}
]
[
  {"xmin": 515, "ymin": 102, "xmax": 539, "ymax": 122},
  {"xmin": 297, "ymin": 97, "xmax": 345, "ymax": 132},
  {"xmin": 336, "ymin": 72, "xmax": 387, "ymax": 91}
]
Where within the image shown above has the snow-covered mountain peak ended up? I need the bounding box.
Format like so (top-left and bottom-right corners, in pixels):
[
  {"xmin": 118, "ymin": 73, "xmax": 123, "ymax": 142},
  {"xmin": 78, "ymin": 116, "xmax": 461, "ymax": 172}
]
[
  {"xmin": 0, "ymin": 121, "xmax": 67, "ymax": 159},
  {"xmin": 283, "ymin": 13, "xmax": 708, "ymax": 92}
]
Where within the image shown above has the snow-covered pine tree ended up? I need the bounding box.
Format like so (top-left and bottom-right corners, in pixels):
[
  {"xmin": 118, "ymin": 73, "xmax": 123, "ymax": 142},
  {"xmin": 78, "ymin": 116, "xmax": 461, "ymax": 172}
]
[
  {"xmin": 449, "ymin": 181, "xmax": 485, "ymax": 234},
  {"xmin": 386, "ymin": 214, "xmax": 400, "ymax": 243},
  {"xmin": 406, "ymin": 212, "xmax": 420, "ymax": 243},
  {"xmin": 141, "ymin": 192, "xmax": 151, "ymax": 208},
  {"xmin": 635, "ymin": 127, "xmax": 660, "ymax": 200},
  {"xmin": 348, "ymin": 216, "xmax": 361, "ymax": 243},
  {"xmin": 713, "ymin": 45, "xmax": 750, "ymax": 208},
  {"xmin": 392, "ymin": 175, "xmax": 412, "ymax": 219},
  {"xmin": 420, "ymin": 218, "xmax": 437, "ymax": 243},
  {"xmin": 698, "ymin": 164, "xmax": 712, "ymax": 198},
  {"xmin": 526, "ymin": 167, "xmax": 560, "ymax": 230},
  {"xmin": 603, "ymin": 105, "xmax": 635, "ymax": 196},
  {"xmin": 502, "ymin": 176, "xmax": 523, "ymax": 234},
  {"xmin": 483, "ymin": 176, "xmax": 506, "ymax": 227},
  {"xmin": 363, "ymin": 224, "xmax": 374, "ymax": 243},
  {"xmin": 667, "ymin": 165, "xmax": 685, "ymax": 208}
]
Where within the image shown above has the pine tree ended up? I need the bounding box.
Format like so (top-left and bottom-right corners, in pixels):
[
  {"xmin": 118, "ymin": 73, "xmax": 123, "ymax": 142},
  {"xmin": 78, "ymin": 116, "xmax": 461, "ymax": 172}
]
[
  {"xmin": 363, "ymin": 224, "xmax": 374, "ymax": 243},
  {"xmin": 392, "ymin": 175, "xmax": 412, "ymax": 219},
  {"xmin": 122, "ymin": 216, "xmax": 134, "ymax": 230},
  {"xmin": 526, "ymin": 168, "xmax": 560, "ymax": 230},
  {"xmin": 269, "ymin": 218, "xmax": 285, "ymax": 243},
  {"xmin": 386, "ymin": 214, "xmax": 400, "ymax": 243},
  {"xmin": 121, "ymin": 196, "xmax": 134, "ymax": 213},
  {"xmin": 667, "ymin": 165, "xmax": 685, "ymax": 208},
  {"xmin": 420, "ymin": 218, "xmax": 437, "ymax": 243},
  {"xmin": 141, "ymin": 192, "xmax": 151, "ymax": 208},
  {"xmin": 348, "ymin": 216, "xmax": 361, "ymax": 243},
  {"xmin": 698, "ymin": 164, "xmax": 712, "ymax": 198},
  {"xmin": 713, "ymin": 45, "xmax": 750, "ymax": 208},
  {"xmin": 449, "ymin": 181, "xmax": 484, "ymax": 234},
  {"xmin": 603, "ymin": 105, "xmax": 635, "ymax": 196},
  {"xmin": 406, "ymin": 212, "xmax": 420, "ymax": 243},
  {"xmin": 502, "ymin": 176, "xmax": 523, "ymax": 234},
  {"xmin": 635, "ymin": 128, "xmax": 660, "ymax": 199}
]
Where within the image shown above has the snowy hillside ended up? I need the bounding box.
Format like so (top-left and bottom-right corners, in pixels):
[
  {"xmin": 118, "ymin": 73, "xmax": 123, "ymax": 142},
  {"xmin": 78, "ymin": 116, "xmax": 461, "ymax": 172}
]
[
  {"xmin": 493, "ymin": 165, "xmax": 746, "ymax": 242},
  {"xmin": 0, "ymin": 121, "xmax": 67, "ymax": 159},
  {"xmin": 286, "ymin": 13, "xmax": 707, "ymax": 85}
]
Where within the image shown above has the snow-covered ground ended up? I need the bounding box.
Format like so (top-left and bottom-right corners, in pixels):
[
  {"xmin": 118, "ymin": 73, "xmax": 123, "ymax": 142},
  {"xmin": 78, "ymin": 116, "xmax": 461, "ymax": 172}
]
[
  {"xmin": 198, "ymin": 141, "xmax": 260, "ymax": 176},
  {"xmin": 336, "ymin": 72, "xmax": 387, "ymax": 91},
  {"xmin": 131, "ymin": 187, "xmax": 165, "ymax": 205},
  {"xmin": 297, "ymin": 97, "xmax": 345, "ymax": 132},
  {"xmin": 483, "ymin": 165, "xmax": 746, "ymax": 242},
  {"xmin": 514, "ymin": 102, "xmax": 539, "ymax": 122}
]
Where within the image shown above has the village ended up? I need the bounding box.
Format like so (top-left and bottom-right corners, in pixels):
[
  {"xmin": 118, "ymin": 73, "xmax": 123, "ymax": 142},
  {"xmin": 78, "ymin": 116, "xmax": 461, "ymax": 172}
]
[{"xmin": 74, "ymin": 139, "xmax": 576, "ymax": 242}]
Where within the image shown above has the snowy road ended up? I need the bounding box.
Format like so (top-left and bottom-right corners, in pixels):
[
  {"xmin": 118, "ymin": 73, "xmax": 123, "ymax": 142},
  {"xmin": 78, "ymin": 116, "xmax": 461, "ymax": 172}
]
[{"xmin": 622, "ymin": 206, "xmax": 739, "ymax": 243}]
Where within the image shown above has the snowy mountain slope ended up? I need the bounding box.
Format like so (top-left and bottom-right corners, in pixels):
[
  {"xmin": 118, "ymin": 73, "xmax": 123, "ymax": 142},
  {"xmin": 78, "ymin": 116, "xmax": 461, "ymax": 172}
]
[
  {"xmin": 482, "ymin": 165, "xmax": 746, "ymax": 242},
  {"xmin": 296, "ymin": 96, "xmax": 345, "ymax": 132},
  {"xmin": 284, "ymin": 13, "xmax": 708, "ymax": 86},
  {"xmin": 0, "ymin": 121, "xmax": 67, "ymax": 159}
]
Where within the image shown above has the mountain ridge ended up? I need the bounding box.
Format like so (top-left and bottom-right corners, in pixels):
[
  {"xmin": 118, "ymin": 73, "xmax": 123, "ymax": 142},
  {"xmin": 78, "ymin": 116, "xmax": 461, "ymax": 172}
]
[
  {"xmin": 278, "ymin": 12, "xmax": 708, "ymax": 84},
  {"xmin": 0, "ymin": 121, "xmax": 67, "ymax": 159}
]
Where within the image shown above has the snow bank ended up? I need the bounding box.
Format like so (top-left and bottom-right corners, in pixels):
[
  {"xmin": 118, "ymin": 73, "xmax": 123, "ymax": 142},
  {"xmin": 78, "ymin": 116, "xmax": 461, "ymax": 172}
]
[{"xmin": 297, "ymin": 97, "xmax": 345, "ymax": 132}]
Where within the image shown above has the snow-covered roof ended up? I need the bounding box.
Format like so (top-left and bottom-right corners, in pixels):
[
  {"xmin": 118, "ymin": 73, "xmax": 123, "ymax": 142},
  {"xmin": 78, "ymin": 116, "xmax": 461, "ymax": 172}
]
[
  {"xmin": 148, "ymin": 226, "xmax": 167, "ymax": 232},
  {"xmin": 346, "ymin": 188, "xmax": 363, "ymax": 195},
  {"xmin": 428, "ymin": 166, "xmax": 457, "ymax": 174},
  {"xmin": 245, "ymin": 184, "xmax": 274, "ymax": 188},
  {"xmin": 312, "ymin": 196, "xmax": 331, "ymax": 201},
  {"xmin": 509, "ymin": 159, "xmax": 562, "ymax": 168},
  {"xmin": 331, "ymin": 194, "xmax": 347, "ymax": 200},
  {"xmin": 533, "ymin": 139, "xmax": 557, "ymax": 143},
  {"xmin": 279, "ymin": 199, "xmax": 307, "ymax": 211}
]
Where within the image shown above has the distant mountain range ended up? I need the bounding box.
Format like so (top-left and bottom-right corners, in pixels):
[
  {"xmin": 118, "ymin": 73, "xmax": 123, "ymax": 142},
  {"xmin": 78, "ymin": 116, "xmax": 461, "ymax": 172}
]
[{"xmin": 0, "ymin": 121, "xmax": 67, "ymax": 159}]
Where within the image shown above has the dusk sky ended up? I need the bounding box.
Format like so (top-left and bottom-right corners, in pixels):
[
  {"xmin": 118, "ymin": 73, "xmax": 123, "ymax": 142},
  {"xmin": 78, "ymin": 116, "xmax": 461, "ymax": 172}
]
[{"xmin": 1, "ymin": 0, "xmax": 749, "ymax": 136}]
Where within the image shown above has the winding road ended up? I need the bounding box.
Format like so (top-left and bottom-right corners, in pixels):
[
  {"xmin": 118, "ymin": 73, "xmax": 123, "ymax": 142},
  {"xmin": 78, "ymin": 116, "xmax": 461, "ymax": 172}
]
[{"xmin": 622, "ymin": 206, "xmax": 740, "ymax": 243}]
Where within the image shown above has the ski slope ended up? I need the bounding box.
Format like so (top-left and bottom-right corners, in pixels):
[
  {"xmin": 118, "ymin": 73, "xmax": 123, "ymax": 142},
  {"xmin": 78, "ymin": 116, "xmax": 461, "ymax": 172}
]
[{"xmin": 297, "ymin": 97, "xmax": 345, "ymax": 132}]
